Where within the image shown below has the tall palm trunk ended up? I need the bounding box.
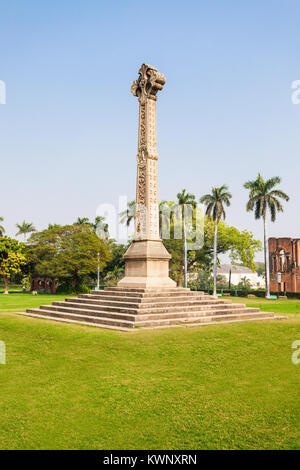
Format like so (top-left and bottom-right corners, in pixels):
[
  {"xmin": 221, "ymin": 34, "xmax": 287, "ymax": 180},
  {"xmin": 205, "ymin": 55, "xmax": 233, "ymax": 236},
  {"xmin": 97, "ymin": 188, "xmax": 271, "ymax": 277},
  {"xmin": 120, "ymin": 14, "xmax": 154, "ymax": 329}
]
[
  {"xmin": 263, "ymin": 213, "xmax": 271, "ymax": 298},
  {"xmin": 213, "ymin": 221, "xmax": 218, "ymax": 296},
  {"xmin": 183, "ymin": 215, "xmax": 187, "ymax": 288}
]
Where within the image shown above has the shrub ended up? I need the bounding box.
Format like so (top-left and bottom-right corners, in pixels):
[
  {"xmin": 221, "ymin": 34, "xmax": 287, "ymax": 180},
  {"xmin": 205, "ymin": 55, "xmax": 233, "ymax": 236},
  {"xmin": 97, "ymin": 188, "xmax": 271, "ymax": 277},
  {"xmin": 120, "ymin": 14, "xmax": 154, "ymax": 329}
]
[
  {"xmin": 76, "ymin": 284, "xmax": 90, "ymax": 294},
  {"xmin": 56, "ymin": 280, "xmax": 91, "ymax": 295}
]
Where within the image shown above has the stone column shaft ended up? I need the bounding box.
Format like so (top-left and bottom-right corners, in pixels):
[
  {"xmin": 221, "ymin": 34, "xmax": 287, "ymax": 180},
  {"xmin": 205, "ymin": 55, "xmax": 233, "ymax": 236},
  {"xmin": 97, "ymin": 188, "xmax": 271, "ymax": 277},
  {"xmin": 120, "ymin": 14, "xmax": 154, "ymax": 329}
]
[
  {"xmin": 133, "ymin": 64, "xmax": 163, "ymax": 241},
  {"xmin": 117, "ymin": 64, "xmax": 176, "ymax": 289}
]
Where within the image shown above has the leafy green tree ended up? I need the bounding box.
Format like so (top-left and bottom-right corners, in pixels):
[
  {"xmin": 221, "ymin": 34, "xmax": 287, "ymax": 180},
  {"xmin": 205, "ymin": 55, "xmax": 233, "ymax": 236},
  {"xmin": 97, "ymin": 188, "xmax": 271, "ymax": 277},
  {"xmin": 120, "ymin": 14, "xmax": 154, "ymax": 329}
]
[
  {"xmin": 15, "ymin": 221, "xmax": 36, "ymax": 242},
  {"xmin": 101, "ymin": 242, "xmax": 126, "ymax": 277},
  {"xmin": 204, "ymin": 218, "xmax": 261, "ymax": 271},
  {"xmin": 164, "ymin": 218, "xmax": 262, "ymax": 286},
  {"xmin": 195, "ymin": 269, "xmax": 214, "ymax": 291},
  {"xmin": 200, "ymin": 185, "xmax": 232, "ymax": 295},
  {"xmin": 100, "ymin": 242, "xmax": 128, "ymax": 286},
  {"xmin": 176, "ymin": 189, "xmax": 197, "ymax": 288},
  {"xmin": 27, "ymin": 225, "xmax": 111, "ymax": 290},
  {"xmin": 0, "ymin": 237, "xmax": 26, "ymax": 294},
  {"xmin": 0, "ymin": 217, "xmax": 5, "ymax": 236},
  {"xmin": 244, "ymin": 174, "xmax": 289, "ymax": 298},
  {"xmin": 216, "ymin": 274, "xmax": 228, "ymax": 289},
  {"xmin": 118, "ymin": 193, "xmax": 261, "ymax": 291}
]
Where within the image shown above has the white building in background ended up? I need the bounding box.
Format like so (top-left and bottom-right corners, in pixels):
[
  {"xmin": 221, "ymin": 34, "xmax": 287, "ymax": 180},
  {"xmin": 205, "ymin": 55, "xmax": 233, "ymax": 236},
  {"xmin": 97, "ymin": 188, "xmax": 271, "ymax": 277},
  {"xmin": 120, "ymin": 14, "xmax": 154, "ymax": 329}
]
[{"xmin": 217, "ymin": 264, "xmax": 265, "ymax": 289}]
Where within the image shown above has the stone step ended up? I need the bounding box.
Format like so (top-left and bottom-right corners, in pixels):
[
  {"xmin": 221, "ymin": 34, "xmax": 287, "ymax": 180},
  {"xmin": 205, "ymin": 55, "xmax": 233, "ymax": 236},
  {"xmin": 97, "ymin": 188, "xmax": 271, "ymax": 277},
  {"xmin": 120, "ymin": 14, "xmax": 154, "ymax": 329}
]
[
  {"xmin": 27, "ymin": 308, "xmax": 135, "ymax": 328},
  {"xmin": 134, "ymin": 311, "xmax": 275, "ymax": 327},
  {"xmin": 134, "ymin": 308, "xmax": 262, "ymax": 322},
  {"xmin": 81, "ymin": 294, "xmax": 211, "ymax": 304},
  {"xmin": 51, "ymin": 301, "xmax": 139, "ymax": 314},
  {"xmin": 18, "ymin": 311, "xmax": 132, "ymax": 331},
  {"xmin": 90, "ymin": 291, "xmax": 144, "ymax": 299},
  {"xmin": 38, "ymin": 305, "xmax": 137, "ymax": 321},
  {"xmin": 41, "ymin": 303, "xmax": 242, "ymax": 318},
  {"xmin": 69, "ymin": 296, "xmax": 231, "ymax": 309},
  {"xmin": 142, "ymin": 315, "xmax": 279, "ymax": 330},
  {"xmin": 21, "ymin": 308, "xmax": 276, "ymax": 330},
  {"xmin": 136, "ymin": 303, "xmax": 245, "ymax": 314},
  {"xmin": 83, "ymin": 293, "xmax": 144, "ymax": 302},
  {"xmin": 136, "ymin": 302, "xmax": 246, "ymax": 314},
  {"xmin": 51, "ymin": 300, "xmax": 246, "ymax": 315},
  {"xmin": 103, "ymin": 287, "xmax": 192, "ymax": 293},
  {"xmin": 36, "ymin": 304, "xmax": 260, "ymax": 322},
  {"xmin": 90, "ymin": 290, "xmax": 208, "ymax": 299}
]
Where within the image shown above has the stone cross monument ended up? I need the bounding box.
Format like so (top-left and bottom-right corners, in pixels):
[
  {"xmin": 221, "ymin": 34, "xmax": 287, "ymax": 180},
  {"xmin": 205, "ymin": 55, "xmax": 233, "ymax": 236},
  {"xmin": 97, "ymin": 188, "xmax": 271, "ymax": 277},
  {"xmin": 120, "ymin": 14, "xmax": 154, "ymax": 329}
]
[
  {"xmin": 118, "ymin": 64, "xmax": 176, "ymax": 288},
  {"xmin": 20, "ymin": 64, "xmax": 275, "ymax": 330}
]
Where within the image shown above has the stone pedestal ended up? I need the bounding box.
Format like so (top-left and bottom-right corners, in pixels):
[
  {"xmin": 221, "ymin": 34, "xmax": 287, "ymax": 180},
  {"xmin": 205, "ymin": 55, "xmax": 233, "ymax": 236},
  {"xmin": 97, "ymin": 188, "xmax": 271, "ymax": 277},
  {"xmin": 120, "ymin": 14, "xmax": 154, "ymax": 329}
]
[{"xmin": 118, "ymin": 240, "xmax": 176, "ymax": 288}]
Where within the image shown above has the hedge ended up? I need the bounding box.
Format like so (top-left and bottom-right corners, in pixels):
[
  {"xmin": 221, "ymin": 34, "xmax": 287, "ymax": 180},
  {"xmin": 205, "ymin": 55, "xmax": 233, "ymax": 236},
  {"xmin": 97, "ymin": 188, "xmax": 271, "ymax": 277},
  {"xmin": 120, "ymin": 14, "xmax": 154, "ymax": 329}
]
[{"xmin": 193, "ymin": 288, "xmax": 300, "ymax": 299}]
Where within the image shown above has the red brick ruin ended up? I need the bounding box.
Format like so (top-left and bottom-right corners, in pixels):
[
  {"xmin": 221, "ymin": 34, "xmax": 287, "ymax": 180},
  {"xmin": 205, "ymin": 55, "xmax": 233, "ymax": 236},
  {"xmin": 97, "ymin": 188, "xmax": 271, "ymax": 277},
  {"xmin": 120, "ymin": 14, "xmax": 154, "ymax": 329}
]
[{"xmin": 269, "ymin": 238, "xmax": 300, "ymax": 293}]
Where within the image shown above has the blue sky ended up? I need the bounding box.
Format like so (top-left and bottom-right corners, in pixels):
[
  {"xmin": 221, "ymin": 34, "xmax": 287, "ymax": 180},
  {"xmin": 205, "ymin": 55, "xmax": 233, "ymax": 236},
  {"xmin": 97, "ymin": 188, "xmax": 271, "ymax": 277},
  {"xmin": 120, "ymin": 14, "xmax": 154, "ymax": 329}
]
[{"xmin": 0, "ymin": 0, "xmax": 299, "ymax": 258}]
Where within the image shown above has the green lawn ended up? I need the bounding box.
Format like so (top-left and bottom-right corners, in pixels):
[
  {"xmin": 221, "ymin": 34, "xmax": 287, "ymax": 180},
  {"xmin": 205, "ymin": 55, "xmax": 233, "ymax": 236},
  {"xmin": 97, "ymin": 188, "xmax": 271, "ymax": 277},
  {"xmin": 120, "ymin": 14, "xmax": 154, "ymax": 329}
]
[
  {"xmin": 230, "ymin": 296, "xmax": 300, "ymax": 317},
  {"xmin": 0, "ymin": 294, "xmax": 299, "ymax": 450},
  {"xmin": 0, "ymin": 292, "xmax": 67, "ymax": 313}
]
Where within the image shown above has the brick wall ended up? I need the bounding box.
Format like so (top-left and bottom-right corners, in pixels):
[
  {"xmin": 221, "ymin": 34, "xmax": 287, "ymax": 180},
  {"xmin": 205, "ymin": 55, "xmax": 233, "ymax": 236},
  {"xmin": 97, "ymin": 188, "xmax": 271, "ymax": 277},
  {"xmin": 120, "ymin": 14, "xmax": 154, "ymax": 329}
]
[{"xmin": 269, "ymin": 237, "xmax": 300, "ymax": 292}]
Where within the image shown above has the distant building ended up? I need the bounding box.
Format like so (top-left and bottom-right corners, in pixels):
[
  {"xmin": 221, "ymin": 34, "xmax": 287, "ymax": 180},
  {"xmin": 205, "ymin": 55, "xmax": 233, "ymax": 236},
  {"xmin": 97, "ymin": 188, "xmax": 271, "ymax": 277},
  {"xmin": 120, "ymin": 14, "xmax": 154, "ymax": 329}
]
[
  {"xmin": 269, "ymin": 238, "xmax": 300, "ymax": 292},
  {"xmin": 217, "ymin": 264, "xmax": 265, "ymax": 288},
  {"xmin": 30, "ymin": 277, "xmax": 58, "ymax": 294}
]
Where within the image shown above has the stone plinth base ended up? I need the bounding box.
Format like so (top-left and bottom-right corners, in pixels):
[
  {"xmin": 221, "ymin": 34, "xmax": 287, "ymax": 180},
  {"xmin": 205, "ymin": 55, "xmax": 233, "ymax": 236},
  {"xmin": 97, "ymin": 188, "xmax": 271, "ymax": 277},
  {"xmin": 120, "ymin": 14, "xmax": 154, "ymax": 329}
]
[
  {"xmin": 20, "ymin": 286, "xmax": 280, "ymax": 331},
  {"xmin": 117, "ymin": 239, "xmax": 176, "ymax": 289}
]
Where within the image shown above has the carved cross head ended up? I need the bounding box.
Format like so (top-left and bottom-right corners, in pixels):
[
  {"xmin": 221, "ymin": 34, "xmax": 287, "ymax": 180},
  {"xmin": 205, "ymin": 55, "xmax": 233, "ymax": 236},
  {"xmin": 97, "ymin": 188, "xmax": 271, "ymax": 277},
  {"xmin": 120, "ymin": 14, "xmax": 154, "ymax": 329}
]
[{"xmin": 131, "ymin": 63, "xmax": 166, "ymax": 102}]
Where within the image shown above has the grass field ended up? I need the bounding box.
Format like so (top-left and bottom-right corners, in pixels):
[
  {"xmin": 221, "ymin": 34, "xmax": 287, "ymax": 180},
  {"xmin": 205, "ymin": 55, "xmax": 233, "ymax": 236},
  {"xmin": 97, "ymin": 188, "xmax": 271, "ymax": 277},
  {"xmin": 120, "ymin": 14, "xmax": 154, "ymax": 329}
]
[
  {"xmin": 0, "ymin": 293, "xmax": 299, "ymax": 450},
  {"xmin": 0, "ymin": 292, "xmax": 67, "ymax": 313},
  {"xmin": 230, "ymin": 296, "xmax": 300, "ymax": 317}
]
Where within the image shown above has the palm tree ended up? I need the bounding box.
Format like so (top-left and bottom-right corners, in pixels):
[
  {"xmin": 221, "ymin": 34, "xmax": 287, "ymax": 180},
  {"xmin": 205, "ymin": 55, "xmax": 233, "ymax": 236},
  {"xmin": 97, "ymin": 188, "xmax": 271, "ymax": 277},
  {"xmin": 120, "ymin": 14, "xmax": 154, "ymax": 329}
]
[
  {"xmin": 238, "ymin": 276, "xmax": 252, "ymax": 291},
  {"xmin": 94, "ymin": 216, "xmax": 104, "ymax": 230},
  {"xmin": 119, "ymin": 201, "xmax": 136, "ymax": 227},
  {"xmin": 159, "ymin": 200, "xmax": 176, "ymax": 239},
  {"xmin": 0, "ymin": 217, "xmax": 5, "ymax": 236},
  {"xmin": 74, "ymin": 217, "xmax": 91, "ymax": 227},
  {"xmin": 94, "ymin": 216, "xmax": 109, "ymax": 240},
  {"xmin": 244, "ymin": 174, "xmax": 289, "ymax": 298},
  {"xmin": 120, "ymin": 200, "xmax": 179, "ymax": 241},
  {"xmin": 15, "ymin": 221, "xmax": 36, "ymax": 242},
  {"xmin": 200, "ymin": 185, "xmax": 232, "ymax": 296},
  {"xmin": 177, "ymin": 189, "xmax": 196, "ymax": 288}
]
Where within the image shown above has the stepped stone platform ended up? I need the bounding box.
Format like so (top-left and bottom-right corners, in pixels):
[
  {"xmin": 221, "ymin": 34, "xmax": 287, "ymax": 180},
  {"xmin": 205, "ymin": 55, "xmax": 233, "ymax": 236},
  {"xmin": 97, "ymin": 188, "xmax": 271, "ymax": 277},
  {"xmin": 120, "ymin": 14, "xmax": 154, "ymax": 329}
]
[{"xmin": 17, "ymin": 287, "xmax": 283, "ymax": 331}]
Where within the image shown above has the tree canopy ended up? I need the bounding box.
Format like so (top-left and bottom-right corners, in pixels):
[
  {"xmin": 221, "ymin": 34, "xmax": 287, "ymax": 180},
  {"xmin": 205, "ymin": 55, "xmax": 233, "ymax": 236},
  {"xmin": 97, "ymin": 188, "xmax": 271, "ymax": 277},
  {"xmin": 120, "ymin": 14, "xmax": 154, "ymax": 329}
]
[
  {"xmin": 0, "ymin": 236, "xmax": 26, "ymax": 294},
  {"xmin": 15, "ymin": 221, "xmax": 36, "ymax": 241},
  {"xmin": 200, "ymin": 185, "xmax": 232, "ymax": 222},
  {"xmin": 244, "ymin": 174, "xmax": 289, "ymax": 222},
  {"xmin": 27, "ymin": 224, "xmax": 112, "ymax": 288},
  {"xmin": 163, "ymin": 217, "xmax": 262, "ymax": 283}
]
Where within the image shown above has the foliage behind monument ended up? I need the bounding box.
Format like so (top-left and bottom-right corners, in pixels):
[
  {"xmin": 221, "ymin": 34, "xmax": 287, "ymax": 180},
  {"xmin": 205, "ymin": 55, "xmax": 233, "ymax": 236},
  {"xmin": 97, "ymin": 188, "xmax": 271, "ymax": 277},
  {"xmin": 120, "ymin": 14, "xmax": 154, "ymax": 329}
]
[
  {"xmin": 163, "ymin": 217, "xmax": 262, "ymax": 285},
  {"xmin": 27, "ymin": 225, "xmax": 111, "ymax": 291}
]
